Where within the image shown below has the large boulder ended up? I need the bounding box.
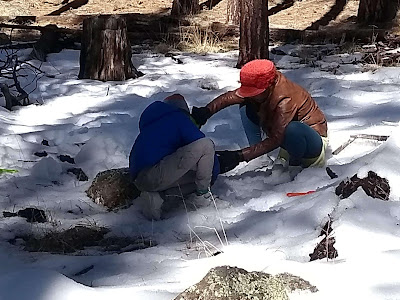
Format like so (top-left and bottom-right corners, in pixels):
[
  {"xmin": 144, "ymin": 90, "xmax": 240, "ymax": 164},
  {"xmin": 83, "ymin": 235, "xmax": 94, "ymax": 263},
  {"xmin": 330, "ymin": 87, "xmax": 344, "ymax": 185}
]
[
  {"xmin": 175, "ymin": 266, "xmax": 317, "ymax": 300},
  {"xmin": 86, "ymin": 168, "xmax": 140, "ymax": 210}
]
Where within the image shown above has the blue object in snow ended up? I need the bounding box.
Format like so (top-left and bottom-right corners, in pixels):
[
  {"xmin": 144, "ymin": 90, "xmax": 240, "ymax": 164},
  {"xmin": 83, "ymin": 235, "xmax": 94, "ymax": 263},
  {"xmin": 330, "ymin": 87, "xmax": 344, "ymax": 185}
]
[{"xmin": 129, "ymin": 101, "xmax": 219, "ymax": 182}]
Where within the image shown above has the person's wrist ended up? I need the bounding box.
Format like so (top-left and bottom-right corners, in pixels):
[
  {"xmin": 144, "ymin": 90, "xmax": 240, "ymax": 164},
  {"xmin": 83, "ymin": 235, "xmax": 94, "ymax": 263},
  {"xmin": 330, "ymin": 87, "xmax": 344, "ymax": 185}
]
[
  {"xmin": 192, "ymin": 106, "xmax": 211, "ymax": 126},
  {"xmin": 196, "ymin": 188, "xmax": 209, "ymax": 196},
  {"xmin": 203, "ymin": 106, "xmax": 212, "ymax": 119},
  {"xmin": 236, "ymin": 150, "xmax": 244, "ymax": 162}
]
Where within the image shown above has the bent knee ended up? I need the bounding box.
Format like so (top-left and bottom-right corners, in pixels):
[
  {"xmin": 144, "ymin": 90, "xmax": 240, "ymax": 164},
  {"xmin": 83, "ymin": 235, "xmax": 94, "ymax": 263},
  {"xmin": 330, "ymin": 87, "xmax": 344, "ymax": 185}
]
[{"xmin": 195, "ymin": 137, "xmax": 215, "ymax": 154}]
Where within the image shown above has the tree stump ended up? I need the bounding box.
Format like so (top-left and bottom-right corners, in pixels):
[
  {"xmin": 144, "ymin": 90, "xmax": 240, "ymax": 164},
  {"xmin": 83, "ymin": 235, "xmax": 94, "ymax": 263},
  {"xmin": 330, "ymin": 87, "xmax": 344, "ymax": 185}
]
[{"xmin": 78, "ymin": 15, "xmax": 143, "ymax": 81}]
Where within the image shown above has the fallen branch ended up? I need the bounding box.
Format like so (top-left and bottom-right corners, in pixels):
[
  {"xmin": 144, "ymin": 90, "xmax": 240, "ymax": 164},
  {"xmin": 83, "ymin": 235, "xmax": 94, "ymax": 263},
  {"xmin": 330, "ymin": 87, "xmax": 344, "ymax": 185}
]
[
  {"xmin": 0, "ymin": 49, "xmax": 42, "ymax": 110},
  {"xmin": 332, "ymin": 134, "xmax": 389, "ymax": 155}
]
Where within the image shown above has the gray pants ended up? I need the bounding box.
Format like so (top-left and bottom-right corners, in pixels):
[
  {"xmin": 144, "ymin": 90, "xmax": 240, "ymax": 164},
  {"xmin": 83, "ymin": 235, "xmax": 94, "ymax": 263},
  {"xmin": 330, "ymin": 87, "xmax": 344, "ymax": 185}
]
[{"xmin": 134, "ymin": 138, "xmax": 215, "ymax": 196}]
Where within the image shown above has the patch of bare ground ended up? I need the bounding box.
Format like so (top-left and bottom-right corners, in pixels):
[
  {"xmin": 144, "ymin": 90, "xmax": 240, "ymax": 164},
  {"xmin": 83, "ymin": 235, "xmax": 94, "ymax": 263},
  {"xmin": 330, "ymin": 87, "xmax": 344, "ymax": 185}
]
[
  {"xmin": 1, "ymin": 0, "xmax": 400, "ymax": 56},
  {"xmin": 9, "ymin": 225, "xmax": 156, "ymax": 254},
  {"xmin": 0, "ymin": 0, "xmax": 32, "ymax": 17},
  {"xmin": 0, "ymin": 0, "xmax": 362, "ymax": 30}
]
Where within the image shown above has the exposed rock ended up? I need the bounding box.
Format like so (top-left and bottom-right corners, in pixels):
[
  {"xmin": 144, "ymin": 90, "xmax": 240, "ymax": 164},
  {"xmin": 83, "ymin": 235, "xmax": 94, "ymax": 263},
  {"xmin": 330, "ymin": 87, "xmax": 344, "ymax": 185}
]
[
  {"xmin": 175, "ymin": 266, "xmax": 317, "ymax": 300},
  {"xmin": 86, "ymin": 168, "xmax": 140, "ymax": 210},
  {"xmin": 274, "ymin": 272, "xmax": 318, "ymax": 293}
]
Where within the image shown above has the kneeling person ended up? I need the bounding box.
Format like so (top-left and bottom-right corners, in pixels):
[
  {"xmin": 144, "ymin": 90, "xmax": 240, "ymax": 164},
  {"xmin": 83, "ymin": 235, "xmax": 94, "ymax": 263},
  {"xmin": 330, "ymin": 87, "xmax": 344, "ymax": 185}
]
[{"xmin": 129, "ymin": 94, "xmax": 220, "ymax": 220}]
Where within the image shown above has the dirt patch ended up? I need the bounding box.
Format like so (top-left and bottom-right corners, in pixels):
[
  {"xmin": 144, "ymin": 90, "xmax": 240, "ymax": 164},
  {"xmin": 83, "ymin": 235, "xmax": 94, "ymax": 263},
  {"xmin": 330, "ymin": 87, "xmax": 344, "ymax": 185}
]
[
  {"xmin": 2, "ymin": 0, "xmax": 399, "ymax": 48},
  {"xmin": 309, "ymin": 219, "xmax": 338, "ymax": 261},
  {"xmin": 3, "ymin": 207, "xmax": 47, "ymax": 223},
  {"xmin": 9, "ymin": 225, "xmax": 156, "ymax": 254},
  {"xmin": 0, "ymin": 0, "xmax": 31, "ymax": 17},
  {"xmin": 335, "ymin": 171, "xmax": 390, "ymax": 200},
  {"xmin": 309, "ymin": 236, "xmax": 338, "ymax": 261}
]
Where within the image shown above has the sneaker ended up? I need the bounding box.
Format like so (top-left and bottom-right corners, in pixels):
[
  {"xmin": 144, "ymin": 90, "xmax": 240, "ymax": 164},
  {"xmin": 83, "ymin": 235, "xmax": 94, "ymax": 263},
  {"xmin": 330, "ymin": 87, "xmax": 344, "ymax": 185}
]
[
  {"xmin": 288, "ymin": 165, "xmax": 303, "ymax": 180},
  {"xmin": 186, "ymin": 189, "xmax": 213, "ymax": 208},
  {"xmin": 138, "ymin": 191, "xmax": 164, "ymax": 220},
  {"xmin": 264, "ymin": 158, "xmax": 288, "ymax": 176}
]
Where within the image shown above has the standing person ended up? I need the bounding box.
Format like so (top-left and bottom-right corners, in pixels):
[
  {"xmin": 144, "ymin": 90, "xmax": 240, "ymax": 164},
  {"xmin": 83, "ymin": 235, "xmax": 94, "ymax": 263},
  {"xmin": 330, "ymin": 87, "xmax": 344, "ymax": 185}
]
[
  {"xmin": 191, "ymin": 59, "xmax": 328, "ymax": 175},
  {"xmin": 129, "ymin": 94, "xmax": 220, "ymax": 220}
]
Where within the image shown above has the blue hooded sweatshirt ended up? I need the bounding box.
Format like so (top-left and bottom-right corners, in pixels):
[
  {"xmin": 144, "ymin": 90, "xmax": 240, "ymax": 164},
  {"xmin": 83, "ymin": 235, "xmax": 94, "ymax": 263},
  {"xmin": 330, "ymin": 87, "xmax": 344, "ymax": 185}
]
[{"xmin": 129, "ymin": 101, "xmax": 219, "ymax": 184}]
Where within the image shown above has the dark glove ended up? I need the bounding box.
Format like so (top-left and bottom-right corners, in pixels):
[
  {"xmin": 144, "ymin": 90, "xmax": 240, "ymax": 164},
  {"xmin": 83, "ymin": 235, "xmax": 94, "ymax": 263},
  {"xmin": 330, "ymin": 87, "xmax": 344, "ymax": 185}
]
[
  {"xmin": 191, "ymin": 106, "xmax": 212, "ymax": 128},
  {"xmin": 216, "ymin": 150, "xmax": 244, "ymax": 174}
]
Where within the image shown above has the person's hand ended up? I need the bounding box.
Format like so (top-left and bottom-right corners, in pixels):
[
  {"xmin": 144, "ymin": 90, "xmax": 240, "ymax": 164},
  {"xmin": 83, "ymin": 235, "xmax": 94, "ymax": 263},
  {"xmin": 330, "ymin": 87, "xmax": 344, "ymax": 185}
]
[
  {"xmin": 216, "ymin": 150, "xmax": 244, "ymax": 174},
  {"xmin": 191, "ymin": 106, "xmax": 212, "ymax": 128}
]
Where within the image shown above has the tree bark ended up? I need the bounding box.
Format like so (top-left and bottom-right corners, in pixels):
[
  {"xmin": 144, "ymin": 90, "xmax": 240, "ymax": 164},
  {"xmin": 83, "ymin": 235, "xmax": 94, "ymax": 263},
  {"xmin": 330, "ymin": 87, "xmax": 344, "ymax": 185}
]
[
  {"xmin": 79, "ymin": 15, "xmax": 142, "ymax": 81},
  {"xmin": 227, "ymin": 0, "xmax": 240, "ymax": 25},
  {"xmin": 237, "ymin": 0, "xmax": 269, "ymax": 68},
  {"xmin": 171, "ymin": 0, "xmax": 200, "ymax": 16},
  {"xmin": 357, "ymin": 0, "xmax": 398, "ymax": 24},
  {"xmin": 0, "ymin": 84, "xmax": 17, "ymax": 111},
  {"xmin": 29, "ymin": 25, "xmax": 62, "ymax": 62}
]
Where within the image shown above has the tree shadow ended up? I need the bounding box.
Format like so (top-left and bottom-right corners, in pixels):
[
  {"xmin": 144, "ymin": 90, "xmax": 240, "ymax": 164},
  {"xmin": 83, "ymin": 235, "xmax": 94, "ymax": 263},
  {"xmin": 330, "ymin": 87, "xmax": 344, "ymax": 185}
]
[
  {"xmin": 268, "ymin": 0, "xmax": 295, "ymax": 17},
  {"xmin": 306, "ymin": 0, "xmax": 347, "ymax": 30},
  {"xmin": 47, "ymin": 0, "xmax": 89, "ymax": 16},
  {"xmin": 200, "ymin": 0, "xmax": 224, "ymax": 10}
]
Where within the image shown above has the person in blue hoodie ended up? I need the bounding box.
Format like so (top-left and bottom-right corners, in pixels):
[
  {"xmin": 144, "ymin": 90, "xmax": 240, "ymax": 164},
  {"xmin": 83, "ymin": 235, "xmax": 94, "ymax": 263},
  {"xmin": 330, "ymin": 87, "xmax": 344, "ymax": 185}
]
[{"xmin": 129, "ymin": 94, "xmax": 220, "ymax": 220}]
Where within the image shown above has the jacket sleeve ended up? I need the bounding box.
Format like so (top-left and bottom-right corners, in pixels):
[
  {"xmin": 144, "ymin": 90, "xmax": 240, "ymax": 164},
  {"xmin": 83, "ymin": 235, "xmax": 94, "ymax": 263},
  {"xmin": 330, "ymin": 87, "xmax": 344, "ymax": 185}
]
[
  {"xmin": 206, "ymin": 90, "xmax": 245, "ymax": 115},
  {"xmin": 178, "ymin": 113, "xmax": 206, "ymax": 145},
  {"xmin": 241, "ymin": 97, "xmax": 297, "ymax": 161}
]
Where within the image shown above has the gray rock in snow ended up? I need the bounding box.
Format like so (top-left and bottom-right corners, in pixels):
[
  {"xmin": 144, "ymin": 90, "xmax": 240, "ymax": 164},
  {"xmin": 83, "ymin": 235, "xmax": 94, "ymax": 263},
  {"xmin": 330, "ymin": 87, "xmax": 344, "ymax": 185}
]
[
  {"xmin": 175, "ymin": 266, "xmax": 317, "ymax": 300},
  {"xmin": 86, "ymin": 168, "xmax": 140, "ymax": 210}
]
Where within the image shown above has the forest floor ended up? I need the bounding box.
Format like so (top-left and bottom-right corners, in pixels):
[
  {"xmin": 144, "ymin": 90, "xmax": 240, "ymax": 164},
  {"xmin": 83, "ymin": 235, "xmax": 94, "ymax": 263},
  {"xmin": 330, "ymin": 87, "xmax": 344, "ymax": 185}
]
[
  {"xmin": 0, "ymin": 0, "xmax": 379, "ymax": 31},
  {"xmin": 0, "ymin": 0, "xmax": 399, "ymax": 54}
]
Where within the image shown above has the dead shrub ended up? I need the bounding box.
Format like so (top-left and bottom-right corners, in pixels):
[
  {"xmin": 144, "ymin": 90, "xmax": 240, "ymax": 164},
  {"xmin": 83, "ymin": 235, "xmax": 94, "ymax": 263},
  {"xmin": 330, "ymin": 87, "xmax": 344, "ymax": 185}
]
[{"xmin": 10, "ymin": 225, "xmax": 155, "ymax": 254}]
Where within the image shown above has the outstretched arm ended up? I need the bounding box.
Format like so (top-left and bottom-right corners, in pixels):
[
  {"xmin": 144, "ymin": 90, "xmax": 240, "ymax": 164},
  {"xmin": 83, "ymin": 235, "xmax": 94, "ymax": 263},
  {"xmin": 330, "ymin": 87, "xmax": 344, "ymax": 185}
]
[
  {"xmin": 241, "ymin": 97, "xmax": 296, "ymax": 161},
  {"xmin": 192, "ymin": 90, "xmax": 245, "ymax": 127},
  {"xmin": 206, "ymin": 90, "xmax": 245, "ymax": 115}
]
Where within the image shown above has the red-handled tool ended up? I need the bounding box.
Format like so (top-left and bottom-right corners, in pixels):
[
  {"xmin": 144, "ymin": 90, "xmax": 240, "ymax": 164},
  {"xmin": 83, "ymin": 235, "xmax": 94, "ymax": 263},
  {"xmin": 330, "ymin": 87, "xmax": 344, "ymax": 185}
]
[
  {"xmin": 287, "ymin": 190, "xmax": 316, "ymax": 197},
  {"xmin": 286, "ymin": 179, "xmax": 342, "ymax": 197}
]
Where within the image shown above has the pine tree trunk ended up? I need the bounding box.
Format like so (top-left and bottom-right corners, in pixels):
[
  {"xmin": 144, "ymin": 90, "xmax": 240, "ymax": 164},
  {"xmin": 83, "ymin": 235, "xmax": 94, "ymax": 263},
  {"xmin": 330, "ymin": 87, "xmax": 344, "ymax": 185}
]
[
  {"xmin": 357, "ymin": 0, "xmax": 393, "ymax": 24},
  {"xmin": 171, "ymin": 0, "xmax": 200, "ymax": 16},
  {"xmin": 79, "ymin": 15, "xmax": 142, "ymax": 81},
  {"xmin": 237, "ymin": 0, "xmax": 269, "ymax": 68},
  {"xmin": 227, "ymin": 0, "xmax": 240, "ymax": 25}
]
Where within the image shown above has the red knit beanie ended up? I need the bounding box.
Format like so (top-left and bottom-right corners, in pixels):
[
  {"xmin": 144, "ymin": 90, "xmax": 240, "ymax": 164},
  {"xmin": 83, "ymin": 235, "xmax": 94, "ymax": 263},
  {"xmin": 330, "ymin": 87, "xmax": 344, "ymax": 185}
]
[
  {"xmin": 236, "ymin": 59, "xmax": 277, "ymax": 98},
  {"xmin": 164, "ymin": 93, "xmax": 189, "ymax": 112}
]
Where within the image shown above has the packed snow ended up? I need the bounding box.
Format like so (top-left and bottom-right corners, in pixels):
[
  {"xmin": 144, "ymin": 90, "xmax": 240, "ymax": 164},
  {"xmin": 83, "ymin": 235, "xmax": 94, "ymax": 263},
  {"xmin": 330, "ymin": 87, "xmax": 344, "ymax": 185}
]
[{"xmin": 0, "ymin": 44, "xmax": 400, "ymax": 300}]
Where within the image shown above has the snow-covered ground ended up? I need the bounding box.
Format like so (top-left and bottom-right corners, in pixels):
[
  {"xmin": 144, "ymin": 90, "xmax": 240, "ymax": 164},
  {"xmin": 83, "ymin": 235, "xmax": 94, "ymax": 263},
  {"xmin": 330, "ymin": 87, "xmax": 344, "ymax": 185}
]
[{"xmin": 1, "ymin": 44, "xmax": 400, "ymax": 300}]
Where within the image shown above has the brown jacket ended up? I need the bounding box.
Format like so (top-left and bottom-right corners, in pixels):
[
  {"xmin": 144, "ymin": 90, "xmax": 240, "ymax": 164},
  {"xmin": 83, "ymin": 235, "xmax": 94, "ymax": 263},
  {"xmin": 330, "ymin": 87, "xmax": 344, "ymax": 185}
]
[{"xmin": 206, "ymin": 71, "xmax": 328, "ymax": 161}]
